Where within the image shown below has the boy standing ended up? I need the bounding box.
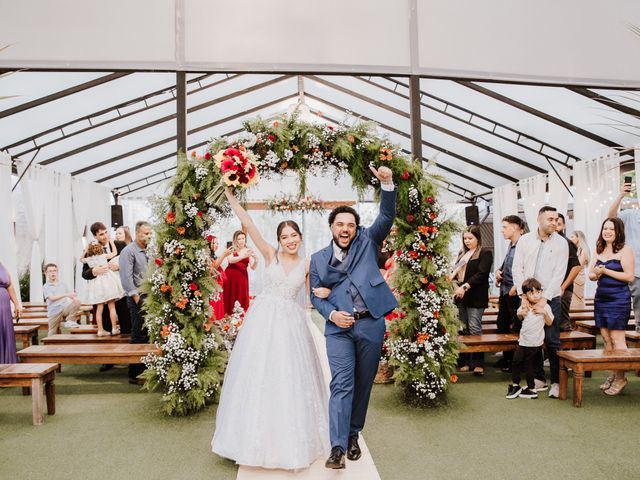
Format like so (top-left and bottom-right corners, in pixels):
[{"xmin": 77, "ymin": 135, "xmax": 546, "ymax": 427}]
[{"xmin": 506, "ymin": 278, "xmax": 554, "ymax": 399}]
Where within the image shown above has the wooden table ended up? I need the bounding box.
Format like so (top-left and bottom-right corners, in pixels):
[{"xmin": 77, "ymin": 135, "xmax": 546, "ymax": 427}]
[
  {"xmin": 13, "ymin": 325, "xmax": 40, "ymax": 349},
  {"xmin": 70, "ymin": 326, "xmax": 98, "ymax": 334},
  {"xmin": 460, "ymin": 331, "xmax": 596, "ymax": 353},
  {"xmin": 0, "ymin": 363, "xmax": 57, "ymax": 425},
  {"xmin": 559, "ymin": 349, "xmax": 640, "ymax": 407},
  {"xmin": 17, "ymin": 344, "xmax": 157, "ymax": 365},
  {"xmin": 575, "ymin": 319, "xmax": 636, "ymax": 336},
  {"xmin": 42, "ymin": 334, "xmax": 130, "ymax": 344}
]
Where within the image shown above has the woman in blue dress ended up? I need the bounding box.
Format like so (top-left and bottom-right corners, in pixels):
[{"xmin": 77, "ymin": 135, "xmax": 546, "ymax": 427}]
[{"xmin": 589, "ymin": 217, "xmax": 634, "ymax": 396}]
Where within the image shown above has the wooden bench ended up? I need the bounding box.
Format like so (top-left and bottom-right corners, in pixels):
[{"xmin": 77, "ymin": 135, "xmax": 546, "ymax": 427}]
[
  {"xmin": 460, "ymin": 331, "xmax": 596, "ymax": 353},
  {"xmin": 558, "ymin": 348, "xmax": 640, "ymax": 407},
  {"xmin": 14, "ymin": 318, "xmax": 48, "ymax": 331},
  {"xmin": 13, "ymin": 325, "xmax": 40, "ymax": 349},
  {"xmin": 18, "ymin": 344, "xmax": 157, "ymax": 365},
  {"xmin": 625, "ymin": 331, "xmax": 640, "ymax": 348},
  {"xmin": 575, "ymin": 319, "xmax": 636, "ymax": 336},
  {"xmin": 70, "ymin": 326, "xmax": 98, "ymax": 334},
  {"xmin": 42, "ymin": 334, "xmax": 131, "ymax": 345},
  {"xmin": 0, "ymin": 363, "xmax": 57, "ymax": 425}
]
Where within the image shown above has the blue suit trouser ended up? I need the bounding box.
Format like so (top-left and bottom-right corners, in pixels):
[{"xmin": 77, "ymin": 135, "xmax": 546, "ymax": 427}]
[{"xmin": 325, "ymin": 315, "xmax": 386, "ymax": 452}]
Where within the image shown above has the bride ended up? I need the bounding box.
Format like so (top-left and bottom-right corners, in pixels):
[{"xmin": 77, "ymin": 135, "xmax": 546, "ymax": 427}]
[{"xmin": 211, "ymin": 188, "xmax": 330, "ymax": 470}]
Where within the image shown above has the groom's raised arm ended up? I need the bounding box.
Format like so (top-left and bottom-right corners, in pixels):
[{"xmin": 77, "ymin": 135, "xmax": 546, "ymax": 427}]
[
  {"xmin": 366, "ymin": 186, "xmax": 396, "ymax": 246},
  {"xmin": 309, "ymin": 257, "xmax": 337, "ymax": 321}
]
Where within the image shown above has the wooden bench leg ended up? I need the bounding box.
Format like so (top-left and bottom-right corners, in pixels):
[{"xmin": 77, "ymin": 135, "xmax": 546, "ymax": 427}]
[
  {"xmin": 22, "ymin": 387, "xmax": 30, "ymax": 396},
  {"xmin": 573, "ymin": 370, "xmax": 584, "ymax": 408},
  {"xmin": 45, "ymin": 380, "xmax": 55, "ymax": 415},
  {"xmin": 559, "ymin": 360, "xmax": 568, "ymax": 400},
  {"xmin": 22, "ymin": 338, "xmax": 30, "ymax": 350},
  {"xmin": 32, "ymin": 333, "xmax": 39, "ymax": 346},
  {"xmin": 31, "ymin": 378, "xmax": 44, "ymax": 425}
]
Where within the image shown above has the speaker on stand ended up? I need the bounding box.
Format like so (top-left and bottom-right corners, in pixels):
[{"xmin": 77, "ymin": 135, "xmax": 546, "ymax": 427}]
[
  {"xmin": 111, "ymin": 205, "xmax": 123, "ymax": 228},
  {"xmin": 465, "ymin": 205, "xmax": 479, "ymax": 226}
]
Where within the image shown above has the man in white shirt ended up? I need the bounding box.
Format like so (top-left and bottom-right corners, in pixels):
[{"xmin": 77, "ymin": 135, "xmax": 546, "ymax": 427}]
[{"xmin": 512, "ymin": 206, "xmax": 569, "ymax": 398}]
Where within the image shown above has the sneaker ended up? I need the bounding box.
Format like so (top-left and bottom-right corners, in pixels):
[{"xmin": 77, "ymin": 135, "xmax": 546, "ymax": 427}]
[
  {"xmin": 543, "ymin": 359, "xmax": 550, "ymax": 367},
  {"xmin": 97, "ymin": 330, "xmax": 111, "ymax": 337},
  {"xmin": 519, "ymin": 387, "xmax": 538, "ymax": 399},
  {"xmin": 548, "ymin": 383, "xmax": 560, "ymax": 398},
  {"xmin": 534, "ymin": 379, "xmax": 548, "ymax": 392},
  {"xmin": 64, "ymin": 320, "xmax": 80, "ymax": 328},
  {"xmin": 111, "ymin": 327, "xmax": 121, "ymax": 335},
  {"xmin": 506, "ymin": 384, "xmax": 522, "ymax": 399}
]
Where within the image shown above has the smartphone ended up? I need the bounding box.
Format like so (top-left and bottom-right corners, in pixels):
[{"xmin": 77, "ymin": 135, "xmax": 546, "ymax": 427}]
[
  {"xmin": 624, "ymin": 176, "xmax": 633, "ymax": 195},
  {"xmin": 226, "ymin": 241, "xmax": 233, "ymax": 248}
]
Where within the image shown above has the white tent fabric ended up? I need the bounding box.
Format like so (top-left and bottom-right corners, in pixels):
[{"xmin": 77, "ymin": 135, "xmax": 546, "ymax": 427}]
[
  {"xmin": 548, "ymin": 165, "xmax": 571, "ymax": 218},
  {"xmin": 17, "ymin": 161, "xmax": 52, "ymax": 302},
  {"xmin": 0, "ymin": 154, "xmax": 20, "ymax": 301},
  {"xmin": 43, "ymin": 170, "xmax": 75, "ymax": 290},
  {"xmin": 491, "ymin": 182, "xmax": 518, "ymax": 270},
  {"xmin": 71, "ymin": 177, "xmax": 94, "ymax": 301},
  {"xmin": 519, "ymin": 174, "xmax": 546, "ymax": 230},
  {"xmin": 573, "ymin": 151, "xmax": 620, "ymax": 296}
]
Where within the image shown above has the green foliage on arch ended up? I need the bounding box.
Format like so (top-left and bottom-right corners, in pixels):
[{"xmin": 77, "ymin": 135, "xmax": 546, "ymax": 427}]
[{"xmin": 141, "ymin": 113, "xmax": 460, "ymax": 415}]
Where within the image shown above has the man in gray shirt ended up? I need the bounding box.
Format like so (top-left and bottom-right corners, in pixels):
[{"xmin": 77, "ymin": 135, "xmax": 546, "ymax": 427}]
[
  {"xmin": 42, "ymin": 263, "xmax": 81, "ymax": 337},
  {"xmin": 119, "ymin": 221, "xmax": 152, "ymax": 384}
]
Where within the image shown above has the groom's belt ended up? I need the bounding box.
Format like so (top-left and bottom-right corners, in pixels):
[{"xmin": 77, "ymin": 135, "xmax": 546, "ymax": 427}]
[{"xmin": 352, "ymin": 310, "xmax": 371, "ymax": 320}]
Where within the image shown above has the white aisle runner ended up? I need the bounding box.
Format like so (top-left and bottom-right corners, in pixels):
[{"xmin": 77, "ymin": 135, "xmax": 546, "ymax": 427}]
[{"xmin": 235, "ymin": 311, "xmax": 381, "ymax": 480}]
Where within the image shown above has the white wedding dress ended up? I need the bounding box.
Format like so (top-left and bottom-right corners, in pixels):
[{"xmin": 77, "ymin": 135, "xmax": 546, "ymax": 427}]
[{"xmin": 211, "ymin": 257, "xmax": 330, "ymax": 470}]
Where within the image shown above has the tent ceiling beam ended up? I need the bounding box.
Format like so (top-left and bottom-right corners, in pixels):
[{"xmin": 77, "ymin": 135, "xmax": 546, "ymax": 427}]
[
  {"xmin": 305, "ymin": 77, "xmax": 519, "ymax": 183},
  {"xmin": 0, "ymin": 72, "xmax": 130, "ymax": 119},
  {"xmin": 72, "ymin": 92, "xmax": 298, "ymax": 177},
  {"xmin": 304, "ymin": 92, "xmax": 496, "ymax": 191},
  {"xmin": 372, "ymin": 75, "xmax": 578, "ymax": 166},
  {"xmin": 3, "ymin": 73, "xmax": 224, "ymax": 157},
  {"xmin": 41, "ymin": 75, "xmax": 292, "ymax": 167},
  {"xmin": 457, "ymin": 80, "xmax": 622, "ymax": 149},
  {"xmin": 565, "ymin": 86, "xmax": 640, "ymax": 118}
]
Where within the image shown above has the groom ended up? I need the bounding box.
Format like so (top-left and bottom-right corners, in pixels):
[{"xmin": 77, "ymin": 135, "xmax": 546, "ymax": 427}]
[{"xmin": 310, "ymin": 165, "xmax": 397, "ymax": 469}]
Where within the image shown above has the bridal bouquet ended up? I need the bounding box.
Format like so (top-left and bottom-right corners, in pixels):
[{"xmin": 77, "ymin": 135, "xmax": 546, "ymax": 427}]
[{"xmin": 207, "ymin": 146, "xmax": 259, "ymax": 206}]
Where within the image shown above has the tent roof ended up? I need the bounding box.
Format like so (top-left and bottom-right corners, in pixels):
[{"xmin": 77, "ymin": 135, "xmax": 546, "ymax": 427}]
[{"xmin": 1, "ymin": 71, "xmax": 638, "ymax": 201}]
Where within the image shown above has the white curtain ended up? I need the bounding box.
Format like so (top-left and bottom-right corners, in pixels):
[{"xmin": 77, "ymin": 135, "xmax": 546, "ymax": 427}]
[
  {"xmin": 72, "ymin": 178, "xmax": 93, "ymax": 301},
  {"xmin": 0, "ymin": 154, "xmax": 20, "ymax": 302},
  {"xmin": 17, "ymin": 161, "xmax": 55, "ymax": 302},
  {"xmin": 93, "ymin": 184, "xmax": 112, "ymax": 233},
  {"xmin": 491, "ymin": 182, "xmax": 518, "ymax": 271},
  {"xmin": 548, "ymin": 165, "xmax": 571, "ymax": 218},
  {"xmin": 635, "ymin": 145, "xmax": 640, "ymax": 203},
  {"xmin": 518, "ymin": 174, "xmax": 547, "ymax": 230},
  {"xmin": 573, "ymin": 151, "xmax": 620, "ymax": 296},
  {"xmin": 52, "ymin": 172, "xmax": 75, "ymax": 290}
]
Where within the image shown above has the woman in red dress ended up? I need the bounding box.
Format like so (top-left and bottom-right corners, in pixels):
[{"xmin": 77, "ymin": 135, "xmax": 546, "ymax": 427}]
[
  {"xmin": 223, "ymin": 230, "xmax": 257, "ymax": 315},
  {"xmin": 209, "ymin": 236, "xmax": 232, "ymax": 320}
]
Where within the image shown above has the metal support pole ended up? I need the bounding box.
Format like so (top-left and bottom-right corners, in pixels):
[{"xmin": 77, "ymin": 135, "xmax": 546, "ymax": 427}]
[
  {"xmin": 409, "ymin": 75, "xmax": 423, "ymax": 163},
  {"xmin": 176, "ymin": 71, "xmax": 187, "ymax": 154}
]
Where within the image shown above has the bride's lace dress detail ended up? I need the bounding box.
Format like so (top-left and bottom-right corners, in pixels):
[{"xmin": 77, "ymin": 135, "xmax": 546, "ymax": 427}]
[{"xmin": 211, "ymin": 258, "xmax": 329, "ymax": 470}]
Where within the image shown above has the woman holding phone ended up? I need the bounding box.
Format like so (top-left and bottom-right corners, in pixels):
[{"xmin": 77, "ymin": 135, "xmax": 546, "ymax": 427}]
[{"xmin": 223, "ymin": 230, "xmax": 258, "ymax": 315}]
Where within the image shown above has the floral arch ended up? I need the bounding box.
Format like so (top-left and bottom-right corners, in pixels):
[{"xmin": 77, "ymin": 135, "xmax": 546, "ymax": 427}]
[{"xmin": 141, "ymin": 114, "xmax": 460, "ymax": 416}]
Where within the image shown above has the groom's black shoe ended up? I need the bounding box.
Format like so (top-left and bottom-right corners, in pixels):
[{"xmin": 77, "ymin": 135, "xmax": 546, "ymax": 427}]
[
  {"xmin": 325, "ymin": 447, "xmax": 346, "ymax": 469},
  {"xmin": 347, "ymin": 435, "xmax": 362, "ymax": 461}
]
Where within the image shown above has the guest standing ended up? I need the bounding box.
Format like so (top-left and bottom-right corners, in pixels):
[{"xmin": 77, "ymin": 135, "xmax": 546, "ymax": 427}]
[
  {"xmin": 120, "ymin": 221, "xmax": 152, "ymax": 385},
  {"xmin": 494, "ymin": 215, "xmax": 525, "ymax": 372},
  {"xmin": 209, "ymin": 236, "xmax": 232, "ymax": 320},
  {"xmin": 556, "ymin": 213, "xmax": 581, "ymax": 331},
  {"xmin": 589, "ymin": 217, "xmax": 634, "ymax": 396},
  {"xmin": 0, "ymin": 262, "xmax": 21, "ymax": 363},
  {"xmin": 115, "ymin": 225, "xmax": 133, "ymax": 245},
  {"xmin": 452, "ymin": 226, "xmax": 493, "ymax": 375},
  {"xmin": 223, "ymin": 230, "xmax": 257, "ymax": 315},
  {"xmin": 608, "ymin": 181, "xmax": 640, "ymax": 333},
  {"xmin": 512, "ymin": 206, "xmax": 568, "ymax": 399},
  {"xmin": 569, "ymin": 230, "xmax": 591, "ymax": 310}
]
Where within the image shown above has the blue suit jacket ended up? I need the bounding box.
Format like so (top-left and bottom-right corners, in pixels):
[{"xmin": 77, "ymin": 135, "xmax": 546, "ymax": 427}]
[{"xmin": 310, "ymin": 188, "xmax": 398, "ymax": 336}]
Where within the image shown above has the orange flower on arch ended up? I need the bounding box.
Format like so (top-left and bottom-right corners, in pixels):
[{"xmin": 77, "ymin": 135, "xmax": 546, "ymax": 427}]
[
  {"xmin": 176, "ymin": 226, "xmax": 186, "ymax": 235},
  {"xmin": 418, "ymin": 225, "xmax": 429, "ymax": 235},
  {"xmin": 417, "ymin": 332, "xmax": 430, "ymax": 344},
  {"xmin": 160, "ymin": 325, "xmax": 170, "ymax": 338},
  {"xmin": 450, "ymin": 374, "xmax": 458, "ymax": 383}
]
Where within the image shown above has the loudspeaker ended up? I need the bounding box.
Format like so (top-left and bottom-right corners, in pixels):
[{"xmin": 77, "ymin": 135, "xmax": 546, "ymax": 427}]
[
  {"xmin": 465, "ymin": 205, "xmax": 479, "ymax": 226},
  {"xmin": 111, "ymin": 205, "xmax": 123, "ymax": 228}
]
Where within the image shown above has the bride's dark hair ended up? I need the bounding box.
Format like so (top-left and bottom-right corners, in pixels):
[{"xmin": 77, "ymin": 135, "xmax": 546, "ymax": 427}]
[{"xmin": 275, "ymin": 220, "xmax": 302, "ymax": 263}]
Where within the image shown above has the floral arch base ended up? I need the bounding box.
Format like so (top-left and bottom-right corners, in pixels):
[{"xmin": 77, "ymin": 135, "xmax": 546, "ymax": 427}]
[{"xmin": 141, "ymin": 114, "xmax": 461, "ymax": 415}]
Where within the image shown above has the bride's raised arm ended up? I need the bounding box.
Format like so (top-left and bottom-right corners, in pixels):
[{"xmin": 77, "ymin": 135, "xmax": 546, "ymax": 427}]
[{"xmin": 224, "ymin": 188, "xmax": 275, "ymax": 263}]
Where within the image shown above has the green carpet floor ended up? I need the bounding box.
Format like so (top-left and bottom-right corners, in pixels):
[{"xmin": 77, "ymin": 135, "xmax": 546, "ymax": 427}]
[{"xmin": 2, "ymin": 361, "xmax": 639, "ymax": 480}]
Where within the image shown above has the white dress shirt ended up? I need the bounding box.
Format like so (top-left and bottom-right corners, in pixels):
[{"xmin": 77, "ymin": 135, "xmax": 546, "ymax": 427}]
[{"xmin": 511, "ymin": 230, "xmax": 568, "ymax": 300}]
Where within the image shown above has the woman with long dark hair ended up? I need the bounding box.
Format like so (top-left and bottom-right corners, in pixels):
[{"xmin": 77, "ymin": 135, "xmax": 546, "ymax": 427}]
[
  {"xmin": 212, "ymin": 188, "xmax": 330, "ymax": 470},
  {"xmin": 223, "ymin": 230, "xmax": 257, "ymax": 315},
  {"xmin": 452, "ymin": 226, "xmax": 493, "ymax": 375},
  {"xmin": 589, "ymin": 217, "xmax": 634, "ymax": 395}
]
